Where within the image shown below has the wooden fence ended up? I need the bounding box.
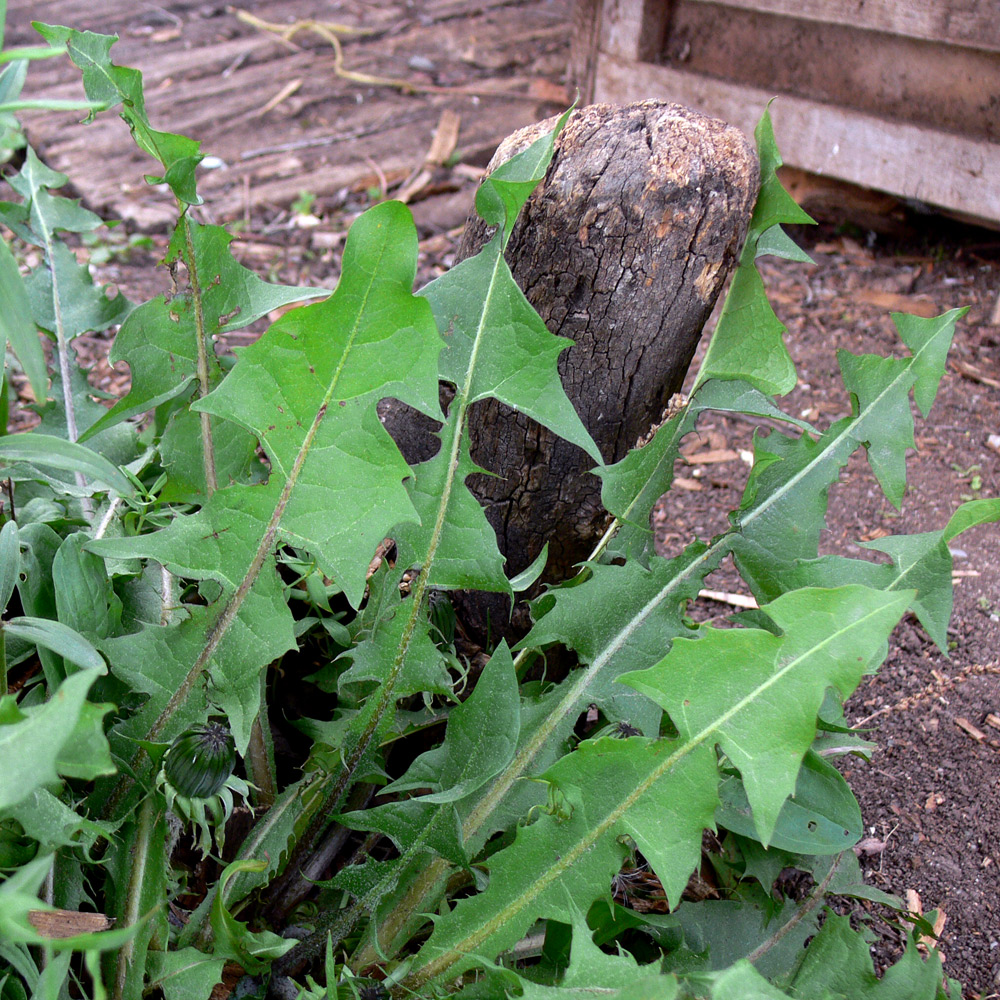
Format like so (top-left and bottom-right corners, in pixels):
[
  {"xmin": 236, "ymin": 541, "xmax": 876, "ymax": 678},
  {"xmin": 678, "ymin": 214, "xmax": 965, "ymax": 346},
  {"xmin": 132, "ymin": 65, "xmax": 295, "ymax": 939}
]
[{"xmin": 571, "ymin": 0, "xmax": 1000, "ymax": 226}]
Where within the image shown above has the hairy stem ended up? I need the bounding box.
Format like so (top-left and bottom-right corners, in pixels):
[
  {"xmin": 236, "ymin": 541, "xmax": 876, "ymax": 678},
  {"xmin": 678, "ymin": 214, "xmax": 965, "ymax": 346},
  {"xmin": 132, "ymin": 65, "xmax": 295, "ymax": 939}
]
[
  {"xmin": 246, "ymin": 669, "xmax": 277, "ymax": 808},
  {"xmin": 35, "ymin": 212, "xmax": 92, "ymax": 519},
  {"xmin": 179, "ymin": 214, "xmax": 218, "ymax": 496},
  {"xmin": 272, "ymin": 249, "xmax": 508, "ymax": 923},
  {"xmin": 113, "ymin": 796, "xmax": 157, "ymax": 1000},
  {"xmin": 745, "ymin": 853, "xmax": 842, "ymax": 963}
]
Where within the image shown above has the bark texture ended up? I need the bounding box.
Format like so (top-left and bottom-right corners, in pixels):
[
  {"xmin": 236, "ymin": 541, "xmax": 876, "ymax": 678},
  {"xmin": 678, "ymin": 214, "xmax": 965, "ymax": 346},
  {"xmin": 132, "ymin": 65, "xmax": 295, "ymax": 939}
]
[
  {"xmin": 463, "ymin": 101, "xmax": 758, "ymax": 581},
  {"xmin": 383, "ymin": 101, "xmax": 758, "ymax": 634}
]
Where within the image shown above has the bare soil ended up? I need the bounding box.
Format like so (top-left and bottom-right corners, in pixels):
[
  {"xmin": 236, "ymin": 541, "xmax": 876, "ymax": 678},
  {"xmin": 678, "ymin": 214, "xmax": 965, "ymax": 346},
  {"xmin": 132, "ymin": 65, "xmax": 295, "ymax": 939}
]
[{"xmin": 4, "ymin": 0, "xmax": 999, "ymax": 995}]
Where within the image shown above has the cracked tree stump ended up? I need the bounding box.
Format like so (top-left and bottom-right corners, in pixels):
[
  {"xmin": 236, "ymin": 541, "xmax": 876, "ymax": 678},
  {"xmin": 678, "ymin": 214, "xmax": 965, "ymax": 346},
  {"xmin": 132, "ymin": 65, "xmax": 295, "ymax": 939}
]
[{"xmin": 385, "ymin": 101, "xmax": 758, "ymax": 636}]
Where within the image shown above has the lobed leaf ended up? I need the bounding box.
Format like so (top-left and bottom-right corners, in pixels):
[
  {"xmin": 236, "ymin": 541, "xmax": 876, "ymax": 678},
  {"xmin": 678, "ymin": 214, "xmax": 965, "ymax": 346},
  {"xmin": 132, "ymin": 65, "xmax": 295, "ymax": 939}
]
[
  {"xmin": 693, "ymin": 110, "xmax": 812, "ymax": 396},
  {"xmin": 406, "ymin": 586, "xmax": 909, "ymax": 986},
  {"xmin": 0, "ymin": 237, "xmax": 47, "ymax": 402},
  {"xmin": 33, "ymin": 24, "xmax": 202, "ymax": 203},
  {"xmin": 0, "ymin": 669, "xmax": 113, "ymax": 812},
  {"xmin": 81, "ymin": 222, "xmax": 324, "ymax": 446},
  {"xmin": 597, "ymin": 379, "xmax": 813, "ymax": 564}
]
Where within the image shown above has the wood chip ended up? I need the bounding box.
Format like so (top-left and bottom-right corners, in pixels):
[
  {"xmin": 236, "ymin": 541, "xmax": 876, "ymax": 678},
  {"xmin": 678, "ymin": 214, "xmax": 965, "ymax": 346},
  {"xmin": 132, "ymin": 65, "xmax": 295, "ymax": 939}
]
[
  {"xmin": 984, "ymin": 713, "xmax": 1000, "ymax": 731},
  {"xmin": 426, "ymin": 109, "xmax": 461, "ymax": 167},
  {"xmin": 924, "ymin": 791, "xmax": 944, "ymax": 811},
  {"xmin": 697, "ymin": 589, "xmax": 758, "ymax": 609},
  {"xmin": 952, "ymin": 359, "xmax": 1000, "ymax": 389},
  {"xmin": 673, "ymin": 477, "xmax": 703, "ymax": 491},
  {"xmin": 986, "ymin": 433, "xmax": 1000, "ymax": 455},
  {"xmin": 683, "ymin": 448, "xmax": 739, "ymax": 465},
  {"xmin": 853, "ymin": 836, "xmax": 886, "ymax": 856},
  {"xmin": 955, "ymin": 716, "xmax": 987, "ymax": 742},
  {"xmin": 855, "ymin": 289, "xmax": 940, "ymax": 317},
  {"xmin": 28, "ymin": 909, "xmax": 113, "ymax": 939}
]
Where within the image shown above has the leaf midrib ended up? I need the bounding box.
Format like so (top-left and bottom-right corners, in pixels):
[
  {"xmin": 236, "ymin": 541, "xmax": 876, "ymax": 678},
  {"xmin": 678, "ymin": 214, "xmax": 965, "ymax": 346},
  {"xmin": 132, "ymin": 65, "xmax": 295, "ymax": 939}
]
[{"xmin": 413, "ymin": 597, "xmax": 899, "ymax": 982}]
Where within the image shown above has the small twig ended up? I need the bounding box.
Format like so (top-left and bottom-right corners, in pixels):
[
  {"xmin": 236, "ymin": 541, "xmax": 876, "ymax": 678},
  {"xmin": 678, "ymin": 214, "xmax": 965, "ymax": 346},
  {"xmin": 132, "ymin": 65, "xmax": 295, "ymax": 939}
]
[{"xmin": 230, "ymin": 6, "xmax": 538, "ymax": 100}]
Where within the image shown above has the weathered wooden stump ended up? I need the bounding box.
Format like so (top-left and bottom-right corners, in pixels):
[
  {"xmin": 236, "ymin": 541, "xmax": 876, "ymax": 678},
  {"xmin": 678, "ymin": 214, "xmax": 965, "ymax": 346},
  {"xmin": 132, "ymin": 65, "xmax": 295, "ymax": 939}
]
[{"xmin": 385, "ymin": 101, "xmax": 758, "ymax": 634}]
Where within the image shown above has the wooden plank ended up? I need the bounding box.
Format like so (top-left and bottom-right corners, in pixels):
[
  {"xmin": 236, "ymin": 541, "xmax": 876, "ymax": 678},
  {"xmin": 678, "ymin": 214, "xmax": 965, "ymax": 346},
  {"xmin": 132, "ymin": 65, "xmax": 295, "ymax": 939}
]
[
  {"xmin": 593, "ymin": 53, "xmax": 1000, "ymax": 224},
  {"xmin": 569, "ymin": 0, "xmax": 602, "ymax": 102},
  {"xmin": 599, "ymin": 0, "xmax": 673, "ymax": 61},
  {"xmin": 7, "ymin": 0, "xmax": 574, "ymax": 227},
  {"xmin": 692, "ymin": 0, "xmax": 1000, "ymax": 53},
  {"xmin": 660, "ymin": 1, "xmax": 1000, "ymax": 142}
]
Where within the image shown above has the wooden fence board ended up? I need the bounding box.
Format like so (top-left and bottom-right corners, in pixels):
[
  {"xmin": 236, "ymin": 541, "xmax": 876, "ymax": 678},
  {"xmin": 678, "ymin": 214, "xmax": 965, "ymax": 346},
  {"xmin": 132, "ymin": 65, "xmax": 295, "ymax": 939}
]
[
  {"xmin": 595, "ymin": 53, "xmax": 1000, "ymax": 223},
  {"xmin": 694, "ymin": 0, "xmax": 1000, "ymax": 53}
]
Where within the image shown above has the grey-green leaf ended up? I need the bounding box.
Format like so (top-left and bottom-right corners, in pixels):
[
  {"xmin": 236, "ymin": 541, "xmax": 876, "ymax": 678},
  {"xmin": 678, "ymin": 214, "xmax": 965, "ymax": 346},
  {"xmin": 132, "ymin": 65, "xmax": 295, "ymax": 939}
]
[{"xmin": 0, "ymin": 433, "xmax": 134, "ymax": 496}]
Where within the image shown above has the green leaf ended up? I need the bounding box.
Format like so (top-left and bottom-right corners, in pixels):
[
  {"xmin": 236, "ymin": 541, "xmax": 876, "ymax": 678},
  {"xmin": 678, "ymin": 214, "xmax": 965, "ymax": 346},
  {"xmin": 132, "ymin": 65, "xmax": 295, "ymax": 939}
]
[
  {"xmin": 728, "ymin": 308, "xmax": 960, "ymax": 605},
  {"xmin": 694, "ymin": 110, "xmax": 812, "ymax": 396},
  {"xmin": 789, "ymin": 914, "xmax": 950, "ymax": 999},
  {"xmin": 0, "ymin": 433, "xmax": 134, "ymax": 496},
  {"xmin": 52, "ymin": 532, "xmax": 121, "ymax": 640},
  {"xmin": 3, "ymin": 617, "xmax": 105, "ymax": 672},
  {"xmin": 596, "ymin": 379, "xmax": 813, "ymax": 563},
  {"xmin": 5, "ymin": 148, "xmax": 104, "ymax": 240},
  {"xmin": 420, "ymin": 235, "xmax": 600, "ymax": 465},
  {"xmin": 24, "ymin": 239, "xmax": 130, "ymax": 338},
  {"xmin": 519, "ymin": 547, "xmax": 717, "ymax": 739},
  {"xmin": 942, "ymin": 496, "xmax": 1000, "ymax": 543},
  {"xmin": 388, "ymin": 641, "xmax": 520, "ymax": 803},
  {"xmin": 703, "ymin": 961, "xmax": 796, "ymax": 999},
  {"xmin": 81, "ymin": 221, "xmax": 324, "ymax": 443},
  {"xmin": 33, "ymin": 25, "xmax": 202, "ymax": 204},
  {"xmin": 716, "ymin": 750, "xmax": 861, "ymax": 854},
  {"xmin": 31, "ymin": 367, "xmax": 138, "ymax": 471},
  {"xmin": 410, "ymin": 735, "xmax": 718, "ymax": 984},
  {"xmin": 510, "ymin": 541, "xmax": 549, "ymax": 592},
  {"xmin": 12, "ymin": 523, "xmax": 61, "ymax": 683},
  {"xmin": 93, "ymin": 571, "xmax": 293, "ymax": 764},
  {"xmin": 336, "ymin": 643, "xmax": 521, "ymax": 881},
  {"xmin": 210, "ymin": 858, "xmax": 295, "ymax": 973},
  {"xmin": 780, "ymin": 497, "xmax": 1000, "ymax": 651},
  {"xmin": 0, "ymin": 238, "xmax": 47, "ymax": 403},
  {"xmin": 0, "ymin": 519, "xmax": 18, "ymax": 610},
  {"xmin": 336, "ymin": 597, "xmax": 452, "ymax": 700},
  {"xmin": 622, "ymin": 586, "xmax": 910, "ymax": 845},
  {"xmin": 5, "ymin": 787, "xmax": 110, "ymax": 851},
  {"xmin": 514, "ymin": 907, "xmax": 679, "ymax": 998},
  {"xmin": 0, "ymin": 669, "xmax": 111, "ymax": 811},
  {"xmin": 102, "ymin": 801, "xmax": 168, "ymax": 1000},
  {"xmin": 668, "ymin": 894, "xmax": 819, "ymax": 980},
  {"xmin": 146, "ymin": 949, "xmax": 225, "ymax": 1000},
  {"xmin": 476, "ymin": 106, "xmax": 572, "ymax": 238},
  {"xmin": 393, "ymin": 416, "xmax": 510, "ymax": 594}
]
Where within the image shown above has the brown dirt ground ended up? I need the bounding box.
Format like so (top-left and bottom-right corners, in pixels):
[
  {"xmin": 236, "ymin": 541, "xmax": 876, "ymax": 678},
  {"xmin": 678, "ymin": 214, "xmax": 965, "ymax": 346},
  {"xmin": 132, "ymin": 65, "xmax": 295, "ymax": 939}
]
[
  {"xmin": 3, "ymin": 1, "xmax": 999, "ymax": 996},
  {"xmin": 661, "ymin": 226, "xmax": 1000, "ymax": 998}
]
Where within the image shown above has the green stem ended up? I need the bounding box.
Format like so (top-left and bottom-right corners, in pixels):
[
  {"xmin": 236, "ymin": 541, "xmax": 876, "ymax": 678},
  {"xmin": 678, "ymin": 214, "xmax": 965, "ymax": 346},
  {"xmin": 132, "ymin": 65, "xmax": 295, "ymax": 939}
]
[
  {"xmin": 179, "ymin": 213, "xmax": 217, "ymax": 496},
  {"xmin": 35, "ymin": 207, "xmax": 91, "ymax": 519},
  {"xmin": 274, "ymin": 250, "xmax": 509, "ymax": 918},
  {"xmin": 245, "ymin": 668, "xmax": 277, "ymax": 808},
  {"xmin": 112, "ymin": 796, "xmax": 158, "ymax": 1000}
]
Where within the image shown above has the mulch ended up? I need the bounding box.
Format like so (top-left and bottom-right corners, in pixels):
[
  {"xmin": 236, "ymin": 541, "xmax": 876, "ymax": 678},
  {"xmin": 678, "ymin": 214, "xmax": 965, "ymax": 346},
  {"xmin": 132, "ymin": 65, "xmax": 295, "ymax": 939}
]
[{"xmin": 4, "ymin": 0, "xmax": 999, "ymax": 995}]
